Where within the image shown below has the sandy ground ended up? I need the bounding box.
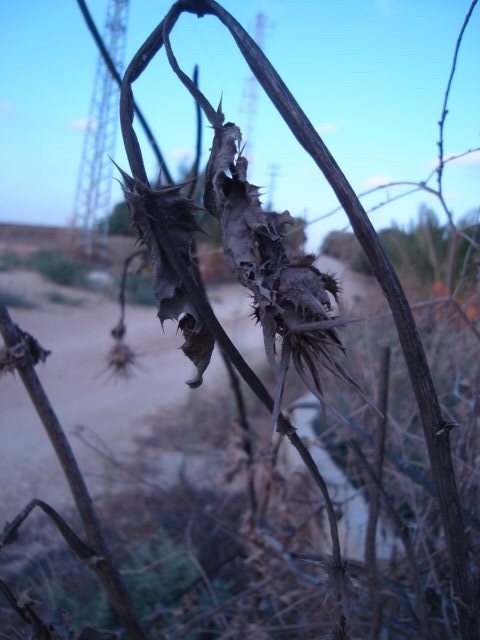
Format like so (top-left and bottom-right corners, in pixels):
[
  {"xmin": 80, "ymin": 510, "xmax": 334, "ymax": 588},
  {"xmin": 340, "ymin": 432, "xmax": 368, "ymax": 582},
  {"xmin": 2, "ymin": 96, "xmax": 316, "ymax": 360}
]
[{"xmin": 0, "ymin": 257, "xmax": 380, "ymax": 520}]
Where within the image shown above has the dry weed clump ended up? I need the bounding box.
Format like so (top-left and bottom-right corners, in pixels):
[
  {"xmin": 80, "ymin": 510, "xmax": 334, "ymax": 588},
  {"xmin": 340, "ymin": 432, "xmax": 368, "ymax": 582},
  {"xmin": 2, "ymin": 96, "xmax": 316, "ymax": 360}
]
[
  {"xmin": 307, "ymin": 292, "xmax": 480, "ymax": 636},
  {"xmin": 0, "ymin": 482, "xmax": 354, "ymax": 638},
  {"xmin": 105, "ymin": 320, "xmax": 138, "ymax": 379},
  {"xmin": 0, "ymin": 325, "xmax": 50, "ymax": 377}
]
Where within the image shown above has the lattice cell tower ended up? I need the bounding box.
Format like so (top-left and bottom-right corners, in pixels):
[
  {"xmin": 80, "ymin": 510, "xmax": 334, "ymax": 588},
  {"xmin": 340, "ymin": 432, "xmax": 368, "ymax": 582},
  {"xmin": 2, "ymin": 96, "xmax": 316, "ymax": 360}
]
[
  {"xmin": 240, "ymin": 13, "xmax": 266, "ymax": 165},
  {"xmin": 72, "ymin": 0, "xmax": 129, "ymax": 254}
]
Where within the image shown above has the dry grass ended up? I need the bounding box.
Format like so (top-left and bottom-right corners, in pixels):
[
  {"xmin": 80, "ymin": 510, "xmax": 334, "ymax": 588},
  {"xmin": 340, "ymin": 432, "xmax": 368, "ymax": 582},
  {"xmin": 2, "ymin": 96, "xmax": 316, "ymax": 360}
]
[{"xmin": 3, "ymin": 288, "xmax": 479, "ymax": 638}]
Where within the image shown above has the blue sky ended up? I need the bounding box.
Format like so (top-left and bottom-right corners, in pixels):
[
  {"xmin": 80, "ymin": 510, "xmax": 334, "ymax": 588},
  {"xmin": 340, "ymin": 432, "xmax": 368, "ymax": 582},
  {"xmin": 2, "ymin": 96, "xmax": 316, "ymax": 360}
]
[{"xmin": 0, "ymin": 0, "xmax": 478, "ymax": 250}]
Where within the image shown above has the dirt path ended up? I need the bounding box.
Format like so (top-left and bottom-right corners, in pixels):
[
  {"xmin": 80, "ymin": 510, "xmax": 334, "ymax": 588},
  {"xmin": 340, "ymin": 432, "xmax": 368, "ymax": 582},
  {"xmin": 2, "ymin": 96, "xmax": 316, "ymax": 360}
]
[{"xmin": 0, "ymin": 258, "xmax": 380, "ymax": 518}]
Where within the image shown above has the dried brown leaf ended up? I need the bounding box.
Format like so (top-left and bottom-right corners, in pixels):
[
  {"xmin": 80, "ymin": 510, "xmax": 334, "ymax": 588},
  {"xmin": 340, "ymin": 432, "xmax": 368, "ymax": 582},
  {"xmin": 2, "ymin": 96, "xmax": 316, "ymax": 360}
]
[
  {"xmin": 0, "ymin": 341, "xmax": 26, "ymax": 376},
  {"xmin": 204, "ymin": 119, "xmax": 352, "ymax": 422},
  {"xmin": 119, "ymin": 171, "xmax": 215, "ymax": 387},
  {"xmin": 179, "ymin": 313, "xmax": 215, "ymax": 388},
  {"xmin": 0, "ymin": 328, "xmax": 50, "ymax": 376}
]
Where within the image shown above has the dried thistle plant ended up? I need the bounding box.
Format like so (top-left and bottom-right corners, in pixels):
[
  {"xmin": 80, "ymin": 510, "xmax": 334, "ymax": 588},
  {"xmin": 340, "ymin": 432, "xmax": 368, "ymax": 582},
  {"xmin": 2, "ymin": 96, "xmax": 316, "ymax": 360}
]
[
  {"xmin": 105, "ymin": 248, "xmax": 150, "ymax": 381},
  {"xmin": 203, "ymin": 120, "xmax": 355, "ymax": 432},
  {"xmin": 0, "ymin": 327, "xmax": 50, "ymax": 377},
  {"xmin": 0, "ymin": 341, "xmax": 27, "ymax": 377},
  {"xmin": 115, "ymin": 170, "xmax": 215, "ymax": 389},
  {"xmin": 106, "ymin": 321, "xmax": 138, "ymax": 379}
]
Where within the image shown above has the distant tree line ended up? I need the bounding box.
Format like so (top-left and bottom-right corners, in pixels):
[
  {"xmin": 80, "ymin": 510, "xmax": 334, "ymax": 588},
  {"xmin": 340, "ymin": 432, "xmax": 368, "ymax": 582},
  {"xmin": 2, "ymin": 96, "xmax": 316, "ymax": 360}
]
[{"xmin": 321, "ymin": 205, "xmax": 479, "ymax": 292}]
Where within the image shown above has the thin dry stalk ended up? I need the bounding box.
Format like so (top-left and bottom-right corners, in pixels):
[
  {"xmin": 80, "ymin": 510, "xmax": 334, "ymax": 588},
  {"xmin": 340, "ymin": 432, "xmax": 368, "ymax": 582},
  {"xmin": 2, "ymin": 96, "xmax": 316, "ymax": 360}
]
[
  {"xmin": 0, "ymin": 298, "xmax": 147, "ymax": 639},
  {"xmin": 437, "ymin": 0, "xmax": 478, "ymax": 200},
  {"xmin": 106, "ymin": 249, "xmax": 147, "ymax": 377},
  {"xmin": 351, "ymin": 439, "xmax": 429, "ymax": 639},
  {"xmin": 186, "ymin": 64, "xmax": 202, "ymax": 200},
  {"xmin": 306, "ymin": 146, "xmax": 480, "ymax": 232},
  {"xmin": 365, "ymin": 346, "xmax": 390, "ymax": 639}
]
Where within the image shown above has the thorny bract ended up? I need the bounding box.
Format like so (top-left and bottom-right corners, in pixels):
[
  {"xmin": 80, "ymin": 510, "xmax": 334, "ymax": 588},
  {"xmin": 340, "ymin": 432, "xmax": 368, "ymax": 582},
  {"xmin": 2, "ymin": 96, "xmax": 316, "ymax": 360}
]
[
  {"xmin": 119, "ymin": 117, "xmax": 355, "ymax": 429},
  {"xmin": 204, "ymin": 121, "xmax": 352, "ymax": 432},
  {"xmin": 118, "ymin": 171, "xmax": 215, "ymax": 389}
]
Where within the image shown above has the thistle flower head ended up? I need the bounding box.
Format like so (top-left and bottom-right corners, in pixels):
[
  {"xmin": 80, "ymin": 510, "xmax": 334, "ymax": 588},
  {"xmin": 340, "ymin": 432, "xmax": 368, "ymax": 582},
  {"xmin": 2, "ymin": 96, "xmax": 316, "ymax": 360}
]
[{"xmin": 105, "ymin": 338, "xmax": 137, "ymax": 379}]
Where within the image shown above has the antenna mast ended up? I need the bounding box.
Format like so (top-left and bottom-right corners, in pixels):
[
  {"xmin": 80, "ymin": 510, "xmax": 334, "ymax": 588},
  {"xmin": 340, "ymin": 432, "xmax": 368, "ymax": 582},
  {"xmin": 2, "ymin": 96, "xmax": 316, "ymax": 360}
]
[
  {"xmin": 72, "ymin": 0, "xmax": 129, "ymax": 255},
  {"xmin": 241, "ymin": 13, "xmax": 266, "ymax": 165}
]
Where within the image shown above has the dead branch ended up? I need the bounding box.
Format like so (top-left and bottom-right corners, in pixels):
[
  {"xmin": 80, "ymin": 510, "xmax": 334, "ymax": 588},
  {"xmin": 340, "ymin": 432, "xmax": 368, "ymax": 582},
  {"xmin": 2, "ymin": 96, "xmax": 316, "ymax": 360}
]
[
  {"xmin": 186, "ymin": 64, "xmax": 203, "ymax": 200},
  {"xmin": 0, "ymin": 299, "xmax": 147, "ymax": 638},
  {"xmin": 1, "ymin": 499, "xmax": 94, "ymax": 561},
  {"xmin": 437, "ymin": 0, "xmax": 479, "ymax": 198},
  {"xmin": 350, "ymin": 439, "xmax": 430, "ymax": 639},
  {"xmin": 365, "ymin": 346, "xmax": 390, "ymax": 639}
]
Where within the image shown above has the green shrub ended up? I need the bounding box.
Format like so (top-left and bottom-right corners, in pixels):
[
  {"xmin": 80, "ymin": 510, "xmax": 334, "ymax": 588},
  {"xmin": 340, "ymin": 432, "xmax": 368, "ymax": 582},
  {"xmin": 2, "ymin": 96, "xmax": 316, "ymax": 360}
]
[
  {"xmin": 321, "ymin": 230, "xmax": 371, "ymax": 274},
  {"xmin": 0, "ymin": 288, "xmax": 35, "ymax": 309},
  {"xmin": 29, "ymin": 250, "xmax": 88, "ymax": 287},
  {"xmin": 322, "ymin": 205, "xmax": 479, "ymax": 292},
  {"xmin": 42, "ymin": 291, "xmax": 86, "ymax": 306},
  {"xmin": 124, "ymin": 273, "xmax": 156, "ymax": 306},
  {"xmin": 106, "ymin": 201, "xmax": 136, "ymax": 236},
  {"xmin": 3, "ymin": 491, "xmax": 239, "ymax": 635},
  {"xmin": 0, "ymin": 251, "xmax": 23, "ymax": 272},
  {"xmin": 378, "ymin": 206, "xmax": 450, "ymax": 288}
]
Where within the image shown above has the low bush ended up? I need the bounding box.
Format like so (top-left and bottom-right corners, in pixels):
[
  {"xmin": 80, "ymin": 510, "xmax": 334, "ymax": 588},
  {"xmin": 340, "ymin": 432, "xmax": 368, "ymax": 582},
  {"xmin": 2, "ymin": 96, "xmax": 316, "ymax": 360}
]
[
  {"xmin": 0, "ymin": 288, "xmax": 35, "ymax": 309},
  {"xmin": 0, "ymin": 486, "xmax": 245, "ymax": 636},
  {"xmin": 41, "ymin": 291, "xmax": 86, "ymax": 306},
  {"xmin": 105, "ymin": 201, "xmax": 136, "ymax": 237},
  {"xmin": 321, "ymin": 230, "xmax": 371, "ymax": 273},
  {"xmin": 124, "ymin": 273, "xmax": 156, "ymax": 306},
  {"xmin": 29, "ymin": 250, "xmax": 88, "ymax": 287},
  {"xmin": 0, "ymin": 251, "xmax": 24, "ymax": 272}
]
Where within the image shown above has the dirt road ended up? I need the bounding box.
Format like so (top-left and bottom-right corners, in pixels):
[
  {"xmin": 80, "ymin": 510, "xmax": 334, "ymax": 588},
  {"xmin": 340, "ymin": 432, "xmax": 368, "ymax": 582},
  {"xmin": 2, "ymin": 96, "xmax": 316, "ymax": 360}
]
[{"xmin": 0, "ymin": 257, "xmax": 380, "ymax": 518}]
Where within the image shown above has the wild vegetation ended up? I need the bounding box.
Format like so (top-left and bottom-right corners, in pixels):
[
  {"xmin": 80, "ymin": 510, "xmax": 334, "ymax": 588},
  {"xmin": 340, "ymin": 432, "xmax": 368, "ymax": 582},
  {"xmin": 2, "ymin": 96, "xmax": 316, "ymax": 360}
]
[
  {"xmin": 322, "ymin": 206, "xmax": 479, "ymax": 297},
  {"xmin": 0, "ymin": 1, "xmax": 479, "ymax": 639}
]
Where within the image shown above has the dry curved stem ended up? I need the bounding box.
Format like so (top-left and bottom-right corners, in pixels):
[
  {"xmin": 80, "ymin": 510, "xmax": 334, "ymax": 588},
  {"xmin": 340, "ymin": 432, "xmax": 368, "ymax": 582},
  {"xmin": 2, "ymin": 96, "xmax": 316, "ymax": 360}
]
[
  {"xmin": 186, "ymin": 64, "xmax": 203, "ymax": 200},
  {"xmin": 106, "ymin": 249, "xmax": 147, "ymax": 378},
  {"xmin": 1, "ymin": 499, "xmax": 95, "ymax": 562},
  {"xmin": 306, "ymin": 146, "xmax": 480, "ymax": 233},
  {"xmin": 180, "ymin": 2, "xmax": 476, "ymax": 635},
  {"xmin": 118, "ymin": 1, "xmax": 478, "ymax": 635},
  {"xmin": 437, "ymin": 0, "xmax": 478, "ymax": 295},
  {"xmin": 0, "ymin": 299, "xmax": 147, "ymax": 639},
  {"xmin": 120, "ymin": 4, "xmax": 186, "ymax": 183}
]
